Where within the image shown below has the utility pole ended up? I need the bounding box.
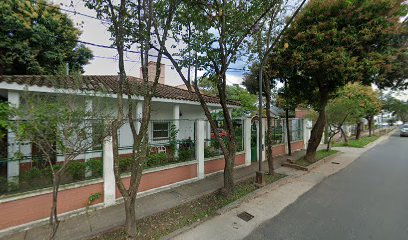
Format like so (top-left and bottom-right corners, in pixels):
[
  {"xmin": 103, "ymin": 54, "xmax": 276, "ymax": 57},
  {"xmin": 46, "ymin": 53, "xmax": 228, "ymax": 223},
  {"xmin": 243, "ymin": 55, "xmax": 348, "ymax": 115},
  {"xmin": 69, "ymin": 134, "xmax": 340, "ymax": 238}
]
[{"xmin": 255, "ymin": 0, "xmax": 306, "ymax": 187}]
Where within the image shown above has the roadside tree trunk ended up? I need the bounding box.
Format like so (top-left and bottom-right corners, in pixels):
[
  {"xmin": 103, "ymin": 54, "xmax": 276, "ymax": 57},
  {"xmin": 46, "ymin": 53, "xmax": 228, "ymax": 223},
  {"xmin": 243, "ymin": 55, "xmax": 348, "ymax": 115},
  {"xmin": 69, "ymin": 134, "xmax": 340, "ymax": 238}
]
[
  {"xmin": 49, "ymin": 172, "xmax": 61, "ymax": 240},
  {"xmin": 305, "ymin": 89, "xmax": 328, "ymax": 162},
  {"xmin": 124, "ymin": 195, "xmax": 137, "ymax": 237},
  {"xmin": 223, "ymin": 144, "xmax": 236, "ymax": 194},
  {"xmin": 340, "ymin": 127, "xmax": 348, "ymax": 145},
  {"xmin": 356, "ymin": 122, "xmax": 362, "ymax": 139},
  {"xmin": 367, "ymin": 116, "xmax": 373, "ymax": 136}
]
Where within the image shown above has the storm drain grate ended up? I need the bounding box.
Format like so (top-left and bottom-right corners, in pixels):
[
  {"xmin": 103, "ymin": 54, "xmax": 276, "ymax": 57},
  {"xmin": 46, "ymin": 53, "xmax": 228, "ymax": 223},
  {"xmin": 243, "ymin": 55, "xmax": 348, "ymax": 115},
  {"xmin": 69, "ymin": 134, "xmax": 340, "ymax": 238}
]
[
  {"xmin": 331, "ymin": 162, "xmax": 340, "ymax": 165},
  {"xmin": 237, "ymin": 211, "xmax": 254, "ymax": 222}
]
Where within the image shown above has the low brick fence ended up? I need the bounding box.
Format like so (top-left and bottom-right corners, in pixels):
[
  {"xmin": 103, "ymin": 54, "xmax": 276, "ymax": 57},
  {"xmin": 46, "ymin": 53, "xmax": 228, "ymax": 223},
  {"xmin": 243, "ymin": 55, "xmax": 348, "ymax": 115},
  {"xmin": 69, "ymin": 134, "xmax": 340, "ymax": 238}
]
[{"xmin": 0, "ymin": 119, "xmax": 306, "ymax": 233}]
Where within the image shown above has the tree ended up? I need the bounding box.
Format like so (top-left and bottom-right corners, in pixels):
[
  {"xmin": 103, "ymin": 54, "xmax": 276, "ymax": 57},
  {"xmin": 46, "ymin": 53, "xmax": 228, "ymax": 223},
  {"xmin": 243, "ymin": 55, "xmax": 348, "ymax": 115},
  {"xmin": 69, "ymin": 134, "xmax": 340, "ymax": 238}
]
[
  {"xmin": 227, "ymin": 84, "xmax": 257, "ymax": 117},
  {"xmin": 156, "ymin": 0, "xmax": 278, "ymax": 194},
  {"xmin": 85, "ymin": 0, "xmax": 178, "ymax": 237},
  {"xmin": 383, "ymin": 96, "xmax": 408, "ymax": 123},
  {"xmin": 0, "ymin": 0, "xmax": 93, "ymax": 75},
  {"xmin": 361, "ymin": 88, "xmax": 382, "ymax": 137},
  {"xmin": 198, "ymin": 80, "xmax": 257, "ymax": 117},
  {"xmin": 8, "ymin": 83, "xmax": 112, "ymax": 239},
  {"xmin": 271, "ymin": 0, "xmax": 408, "ymax": 162},
  {"xmin": 325, "ymin": 83, "xmax": 373, "ymax": 149}
]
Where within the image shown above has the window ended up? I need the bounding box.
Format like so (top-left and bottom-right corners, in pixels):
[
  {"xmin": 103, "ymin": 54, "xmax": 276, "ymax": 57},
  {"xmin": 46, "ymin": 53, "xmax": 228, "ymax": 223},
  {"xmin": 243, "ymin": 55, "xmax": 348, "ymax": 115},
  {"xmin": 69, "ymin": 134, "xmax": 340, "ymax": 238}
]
[{"xmin": 152, "ymin": 122, "xmax": 170, "ymax": 141}]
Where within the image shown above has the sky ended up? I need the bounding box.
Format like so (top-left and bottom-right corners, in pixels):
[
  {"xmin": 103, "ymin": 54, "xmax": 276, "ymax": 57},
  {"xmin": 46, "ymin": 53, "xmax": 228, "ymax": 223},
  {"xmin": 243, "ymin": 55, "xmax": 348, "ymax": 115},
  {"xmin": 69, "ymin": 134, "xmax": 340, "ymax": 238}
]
[{"xmin": 52, "ymin": 0, "xmax": 247, "ymax": 86}]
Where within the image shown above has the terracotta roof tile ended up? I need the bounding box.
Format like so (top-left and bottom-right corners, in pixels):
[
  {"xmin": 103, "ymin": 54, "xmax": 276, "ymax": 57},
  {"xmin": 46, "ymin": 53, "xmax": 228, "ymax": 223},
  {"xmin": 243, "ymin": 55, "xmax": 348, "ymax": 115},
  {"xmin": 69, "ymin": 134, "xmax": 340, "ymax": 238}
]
[{"xmin": 0, "ymin": 75, "xmax": 239, "ymax": 106}]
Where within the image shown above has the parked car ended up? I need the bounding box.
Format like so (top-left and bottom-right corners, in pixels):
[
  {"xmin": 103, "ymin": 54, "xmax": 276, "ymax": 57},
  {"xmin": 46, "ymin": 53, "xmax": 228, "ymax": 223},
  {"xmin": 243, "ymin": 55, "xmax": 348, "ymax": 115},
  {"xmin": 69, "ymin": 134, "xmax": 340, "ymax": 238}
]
[
  {"xmin": 400, "ymin": 125, "xmax": 408, "ymax": 137},
  {"xmin": 211, "ymin": 128, "xmax": 228, "ymax": 139}
]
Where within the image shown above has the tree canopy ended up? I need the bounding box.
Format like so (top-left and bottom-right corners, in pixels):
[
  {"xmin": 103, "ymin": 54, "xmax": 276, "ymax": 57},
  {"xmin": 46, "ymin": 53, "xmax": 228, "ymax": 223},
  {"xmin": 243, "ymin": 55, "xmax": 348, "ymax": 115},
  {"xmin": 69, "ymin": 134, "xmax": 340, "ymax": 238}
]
[
  {"xmin": 276, "ymin": 0, "xmax": 407, "ymax": 107},
  {"xmin": 198, "ymin": 78, "xmax": 257, "ymax": 117},
  {"xmin": 267, "ymin": 0, "xmax": 407, "ymax": 161},
  {"xmin": 327, "ymin": 82, "xmax": 381, "ymax": 127},
  {"xmin": 0, "ymin": 0, "xmax": 93, "ymax": 75},
  {"xmin": 383, "ymin": 95, "xmax": 408, "ymax": 123}
]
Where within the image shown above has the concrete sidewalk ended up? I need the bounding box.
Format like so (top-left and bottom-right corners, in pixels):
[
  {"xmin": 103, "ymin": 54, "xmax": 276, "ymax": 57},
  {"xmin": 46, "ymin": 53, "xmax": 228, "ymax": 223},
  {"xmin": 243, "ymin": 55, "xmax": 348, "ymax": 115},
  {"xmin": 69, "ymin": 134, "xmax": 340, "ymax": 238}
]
[
  {"xmin": 169, "ymin": 132, "xmax": 394, "ymax": 240},
  {"xmin": 2, "ymin": 150, "xmax": 304, "ymax": 240}
]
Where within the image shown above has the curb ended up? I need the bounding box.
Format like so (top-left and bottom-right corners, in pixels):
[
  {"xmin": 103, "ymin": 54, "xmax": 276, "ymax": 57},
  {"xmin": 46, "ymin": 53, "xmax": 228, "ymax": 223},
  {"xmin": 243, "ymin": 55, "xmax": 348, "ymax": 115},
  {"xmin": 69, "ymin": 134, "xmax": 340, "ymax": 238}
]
[
  {"xmin": 164, "ymin": 130, "xmax": 397, "ymax": 240},
  {"xmin": 161, "ymin": 173, "xmax": 296, "ymax": 240},
  {"xmin": 281, "ymin": 151, "xmax": 342, "ymax": 172}
]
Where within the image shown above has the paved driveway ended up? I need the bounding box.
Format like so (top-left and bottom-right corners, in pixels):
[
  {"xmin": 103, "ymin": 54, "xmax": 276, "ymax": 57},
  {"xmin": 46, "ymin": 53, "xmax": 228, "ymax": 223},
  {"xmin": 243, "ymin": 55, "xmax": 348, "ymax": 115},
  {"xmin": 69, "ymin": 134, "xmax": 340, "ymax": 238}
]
[{"xmin": 245, "ymin": 133, "xmax": 408, "ymax": 240}]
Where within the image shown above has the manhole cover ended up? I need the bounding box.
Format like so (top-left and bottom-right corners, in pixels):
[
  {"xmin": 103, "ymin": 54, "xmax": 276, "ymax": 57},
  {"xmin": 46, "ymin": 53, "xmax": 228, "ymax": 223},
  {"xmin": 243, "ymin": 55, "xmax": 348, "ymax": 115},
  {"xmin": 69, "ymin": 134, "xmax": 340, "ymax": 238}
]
[
  {"xmin": 237, "ymin": 211, "xmax": 254, "ymax": 222},
  {"xmin": 331, "ymin": 162, "xmax": 340, "ymax": 165}
]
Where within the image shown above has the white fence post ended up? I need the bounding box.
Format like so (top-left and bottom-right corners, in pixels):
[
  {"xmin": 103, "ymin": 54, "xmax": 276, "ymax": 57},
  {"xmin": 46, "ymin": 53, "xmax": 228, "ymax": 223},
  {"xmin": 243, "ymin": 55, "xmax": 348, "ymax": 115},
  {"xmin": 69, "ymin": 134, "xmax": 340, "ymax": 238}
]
[
  {"xmin": 173, "ymin": 104, "xmax": 180, "ymax": 157},
  {"xmin": 85, "ymin": 99, "xmax": 93, "ymax": 178},
  {"xmin": 196, "ymin": 120, "xmax": 205, "ymax": 179},
  {"xmin": 103, "ymin": 136, "xmax": 116, "ymax": 206},
  {"xmin": 304, "ymin": 119, "xmax": 312, "ymax": 149},
  {"xmin": 284, "ymin": 119, "xmax": 289, "ymax": 154},
  {"xmin": 244, "ymin": 118, "xmax": 251, "ymax": 166},
  {"xmin": 7, "ymin": 91, "xmax": 20, "ymax": 183}
]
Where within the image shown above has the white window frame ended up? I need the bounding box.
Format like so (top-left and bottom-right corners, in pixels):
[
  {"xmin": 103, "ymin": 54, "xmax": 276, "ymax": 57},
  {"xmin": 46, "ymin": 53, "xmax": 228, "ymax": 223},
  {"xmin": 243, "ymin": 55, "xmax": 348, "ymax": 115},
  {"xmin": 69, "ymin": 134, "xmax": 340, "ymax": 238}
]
[{"xmin": 152, "ymin": 121, "xmax": 170, "ymax": 141}]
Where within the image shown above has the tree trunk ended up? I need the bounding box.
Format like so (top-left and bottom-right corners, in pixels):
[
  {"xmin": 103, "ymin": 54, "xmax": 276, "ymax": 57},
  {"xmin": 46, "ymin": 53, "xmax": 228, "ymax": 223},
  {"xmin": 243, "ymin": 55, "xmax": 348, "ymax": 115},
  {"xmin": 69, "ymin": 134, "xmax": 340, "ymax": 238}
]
[
  {"xmin": 368, "ymin": 117, "xmax": 373, "ymax": 136},
  {"xmin": 49, "ymin": 173, "xmax": 61, "ymax": 240},
  {"xmin": 340, "ymin": 127, "xmax": 348, "ymax": 144},
  {"xmin": 222, "ymin": 144, "xmax": 235, "ymax": 195},
  {"xmin": 285, "ymin": 109, "xmax": 292, "ymax": 156},
  {"xmin": 356, "ymin": 122, "xmax": 362, "ymax": 139},
  {"xmin": 305, "ymin": 89, "xmax": 328, "ymax": 162},
  {"xmin": 324, "ymin": 124, "xmax": 329, "ymax": 144},
  {"xmin": 326, "ymin": 133, "xmax": 333, "ymax": 151},
  {"xmin": 124, "ymin": 196, "xmax": 137, "ymax": 238}
]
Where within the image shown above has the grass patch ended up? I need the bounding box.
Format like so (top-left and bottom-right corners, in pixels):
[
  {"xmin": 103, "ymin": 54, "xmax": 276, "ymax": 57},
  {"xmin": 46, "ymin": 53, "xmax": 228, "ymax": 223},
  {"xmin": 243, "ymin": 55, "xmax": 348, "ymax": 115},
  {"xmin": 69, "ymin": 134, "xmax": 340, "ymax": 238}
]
[
  {"xmin": 333, "ymin": 135, "xmax": 380, "ymax": 148},
  {"xmin": 91, "ymin": 174, "xmax": 286, "ymax": 240},
  {"xmin": 295, "ymin": 149, "xmax": 338, "ymax": 167}
]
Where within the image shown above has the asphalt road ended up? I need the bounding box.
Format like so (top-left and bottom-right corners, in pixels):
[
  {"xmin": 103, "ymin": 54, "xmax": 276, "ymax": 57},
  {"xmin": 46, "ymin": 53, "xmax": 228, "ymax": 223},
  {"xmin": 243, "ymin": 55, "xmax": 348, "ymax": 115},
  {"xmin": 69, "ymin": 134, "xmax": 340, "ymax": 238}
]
[{"xmin": 245, "ymin": 133, "xmax": 408, "ymax": 240}]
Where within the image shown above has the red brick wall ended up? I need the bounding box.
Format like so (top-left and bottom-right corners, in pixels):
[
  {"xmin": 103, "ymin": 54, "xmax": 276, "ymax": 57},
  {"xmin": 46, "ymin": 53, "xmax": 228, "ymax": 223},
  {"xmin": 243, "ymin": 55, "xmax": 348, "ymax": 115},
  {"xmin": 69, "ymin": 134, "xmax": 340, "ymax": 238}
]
[
  {"xmin": 291, "ymin": 140, "xmax": 304, "ymax": 151},
  {"xmin": 0, "ymin": 182, "xmax": 103, "ymax": 230},
  {"xmin": 0, "ymin": 162, "xmax": 197, "ymax": 231},
  {"xmin": 272, "ymin": 144, "xmax": 286, "ymax": 157},
  {"xmin": 116, "ymin": 163, "xmax": 197, "ymax": 197},
  {"xmin": 204, "ymin": 153, "xmax": 245, "ymax": 175}
]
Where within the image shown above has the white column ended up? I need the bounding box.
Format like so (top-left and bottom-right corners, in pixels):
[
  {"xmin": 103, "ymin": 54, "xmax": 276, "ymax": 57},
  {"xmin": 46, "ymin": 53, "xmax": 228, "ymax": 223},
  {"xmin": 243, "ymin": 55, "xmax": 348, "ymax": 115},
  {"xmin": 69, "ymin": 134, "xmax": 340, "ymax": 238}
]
[
  {"xmin": 262, "ymin": 118, "xmax": 266, "ymax": 161},
  {"xmin": 85, "ymin": 99, "xmax": 93, "ymax": 177},
  {"xmin": 284, "ymin": 119, "xmax": 289, "ymax": 153},
  {"xmin": 256, "ymin": 121, "xmax": 260, "ymax": 162},
  {"xmin": 196, "ymin": 120, "xmax": 205, "ymax": 179},
  {"xmin": 135, "ymin": 101, "xmax": 143, "ymax": 134},
  {"xmin": 304, "ymin": 119, "xmax": 312, "ymax": 149},
  {"xmin": 206, "ymin": 121, "xmax": 211, "ymax": 143},
  {"xmin": 7, "ymin": 91, "xmax": 20, "ymax": 183},
  {"xmin": 173, "ymin": 104, "xmax": 180, "ymax": 157},
  {"xmin": 103, "ymin": 136, "xmax": 116, "ymax": 206},
  {"xmin": 244, "ymin": 118, "xmax": 251, "ymax": 166}
]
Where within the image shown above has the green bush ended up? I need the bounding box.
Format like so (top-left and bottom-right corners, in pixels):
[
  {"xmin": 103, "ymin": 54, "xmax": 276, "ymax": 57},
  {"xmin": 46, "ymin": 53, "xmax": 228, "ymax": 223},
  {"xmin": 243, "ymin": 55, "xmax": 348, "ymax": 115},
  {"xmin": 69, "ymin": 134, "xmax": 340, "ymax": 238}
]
[
  {"xmin": 66, "ymin": 161, "xmax": 86, "ymax": 180},
  {"xmin": 204, "ymin": 146, "xmax": 217, "ymax": 158},
  {"xmin": 41, "ymin": 165, "xmax": 61, "ymax": 179},
  {"xmin": 119, "ymin": 157, "xmax": 133, "ymax": 173},
  {"xmin": 86, "ymin": 159, "xmax": 103, "ymax": 178},
  {"xmin": 19, "ymin": 166, "xmax": 54, "ymax": 189},
  {"xmin": 178, "ymin": 148, "xmax": 195, "ymax": 162},
  {"xmin": 0, "ymin": 176, "xmax": 8, "ymax": 193},
  {"xmin": 19, "ymin": 167, "xmax": 42, "ymax": 182},
  {"xmin": 146, "ymin": 152, "xmax": 167, "ymax": 168},
  {"xmin": 235, "ymin": 136, "xmax": 243, "ymax": 151}
]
